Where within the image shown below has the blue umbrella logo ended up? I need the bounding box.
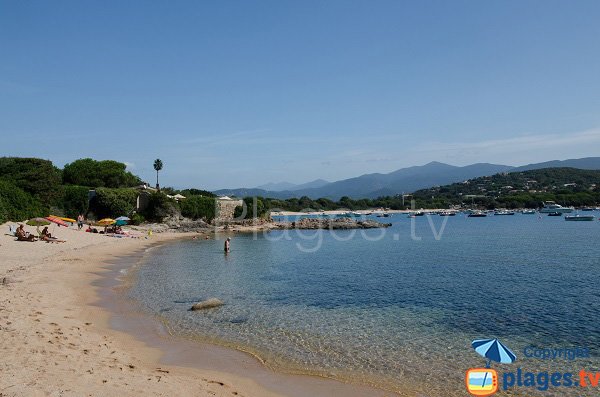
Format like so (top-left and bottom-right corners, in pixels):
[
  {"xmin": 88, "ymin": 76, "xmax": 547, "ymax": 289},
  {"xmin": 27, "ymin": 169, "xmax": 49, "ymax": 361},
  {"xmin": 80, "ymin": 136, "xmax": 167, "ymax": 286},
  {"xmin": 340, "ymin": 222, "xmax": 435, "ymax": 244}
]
[
  {"xmin": 469, "ymin": 338, "xmax": 516, "ymax": 394},
  {"xmin": 472, "ymin": 338, "xmax": 517, "ymax": 368}
]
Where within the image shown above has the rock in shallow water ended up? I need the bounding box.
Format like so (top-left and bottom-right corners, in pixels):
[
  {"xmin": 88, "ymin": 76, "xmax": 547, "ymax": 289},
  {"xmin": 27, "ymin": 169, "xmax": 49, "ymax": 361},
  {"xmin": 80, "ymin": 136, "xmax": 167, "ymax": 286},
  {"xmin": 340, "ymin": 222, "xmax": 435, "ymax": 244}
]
[{"xmin": 190, "ymin": 298, "xmax": 224, "ymax": 311}]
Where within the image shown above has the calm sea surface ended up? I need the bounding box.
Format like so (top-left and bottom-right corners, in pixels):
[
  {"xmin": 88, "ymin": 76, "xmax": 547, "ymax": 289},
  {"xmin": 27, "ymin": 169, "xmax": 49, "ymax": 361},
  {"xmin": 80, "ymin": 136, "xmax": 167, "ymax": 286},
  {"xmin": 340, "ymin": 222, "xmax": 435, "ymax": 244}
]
[{"xmin": 129, "ymin": 212, "xmax": 600, "ymax": 396}]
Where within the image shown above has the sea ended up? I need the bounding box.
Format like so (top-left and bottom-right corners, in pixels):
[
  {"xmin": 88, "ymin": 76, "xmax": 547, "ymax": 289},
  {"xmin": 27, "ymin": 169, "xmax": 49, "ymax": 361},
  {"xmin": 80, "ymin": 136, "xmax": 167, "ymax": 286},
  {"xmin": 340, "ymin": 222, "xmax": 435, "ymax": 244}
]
[{"xmin": 128, "ymin": 212, "xmax": 600, "ymax": 396}]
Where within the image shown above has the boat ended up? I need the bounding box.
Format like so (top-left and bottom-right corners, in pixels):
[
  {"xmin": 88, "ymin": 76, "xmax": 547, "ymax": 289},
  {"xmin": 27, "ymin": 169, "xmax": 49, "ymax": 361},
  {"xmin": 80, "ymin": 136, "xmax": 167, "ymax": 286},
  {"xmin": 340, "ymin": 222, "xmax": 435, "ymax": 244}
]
[
  {"xmin": 540, "ymin": 201, "xmax": 574, "ymax": 214},
  {"xmin": 439, "ymin": 211, "xmax": 456, "ymax": 216},
  {"xmin": 494, "ymin": 210, "xmax": 515, "ymax": 216},
  {"xmin": 565, "ymin": 215, "xmax": 595, "ymax": 221},
  {"xmin": 521, "ymin": 209, "xmax": 536, "ymax": 215},
  {"xmin": 407, "ymin": 211, "xmax": 425, "ymax": 217},
  {"xmin": 547, "ymin": 212, "xmax": 562, "ymax": 217},
  {"xmin": 581, "ymin": 207, "xmax": 596, "ymax": 212},
  {"xmin": 468, "ymin": 211, "xmax": 487, "ymax": 218}
]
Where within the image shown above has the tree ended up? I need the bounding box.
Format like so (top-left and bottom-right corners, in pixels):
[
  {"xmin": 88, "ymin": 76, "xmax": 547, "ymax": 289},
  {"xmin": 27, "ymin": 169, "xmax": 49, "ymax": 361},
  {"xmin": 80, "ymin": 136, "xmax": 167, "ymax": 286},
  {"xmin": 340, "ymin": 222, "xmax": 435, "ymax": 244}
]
[
  {"xmin": 0, "ymin": 157, "xmax": 62, "ymax": 204},
  {"xmin": 63, "ymin": 158, "xmax": 141, "ymax": 188},
  {"xmin": 153, "ymin": 159, "xmax": 163, "ymax": 191}
]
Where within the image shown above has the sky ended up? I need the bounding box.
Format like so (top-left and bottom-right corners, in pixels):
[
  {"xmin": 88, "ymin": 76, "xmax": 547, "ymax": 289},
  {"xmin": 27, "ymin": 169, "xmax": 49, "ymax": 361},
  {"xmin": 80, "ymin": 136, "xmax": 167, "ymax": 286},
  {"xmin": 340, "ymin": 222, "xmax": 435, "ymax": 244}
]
[{"xmin": 2, "ymin": 1, "xmax": 600, "ymax": 190}]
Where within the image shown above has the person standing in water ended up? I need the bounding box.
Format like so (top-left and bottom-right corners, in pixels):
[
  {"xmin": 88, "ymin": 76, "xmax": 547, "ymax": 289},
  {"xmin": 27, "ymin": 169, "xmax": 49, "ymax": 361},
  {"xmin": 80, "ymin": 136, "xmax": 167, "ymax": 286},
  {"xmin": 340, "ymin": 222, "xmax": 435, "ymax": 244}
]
[{"xmin": 224, "ymin": 237, "xmax": 231, "ymax": 253}]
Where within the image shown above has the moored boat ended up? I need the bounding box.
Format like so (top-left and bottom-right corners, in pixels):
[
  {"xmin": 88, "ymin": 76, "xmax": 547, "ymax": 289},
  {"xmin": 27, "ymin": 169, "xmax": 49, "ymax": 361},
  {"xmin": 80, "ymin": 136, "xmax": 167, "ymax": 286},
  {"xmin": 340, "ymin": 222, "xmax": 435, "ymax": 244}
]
[
  {"xmin": 468, "ymin": 211, "xmax": 487, "ymax": 218},
  {"xmin": 521, "ymin": 209, "xmax": 536, "ymax": 215},
  {"xmin": 565, "ymin": 215, "xmax": 595, "ymax": 221},
  {"xmin": 547, "ymin": 212, "xmax": 562, "ymax": 217},
  {"xmin": 494, "ymin": 210, "xmax": 515, "ymax": 216},
  {"xmin": 540, "ymin": 201, "xmax": 574, "ymax": 214},
  {"xmin": 439, "ymin": 211, "xmax": 456, "ymax": 216}
]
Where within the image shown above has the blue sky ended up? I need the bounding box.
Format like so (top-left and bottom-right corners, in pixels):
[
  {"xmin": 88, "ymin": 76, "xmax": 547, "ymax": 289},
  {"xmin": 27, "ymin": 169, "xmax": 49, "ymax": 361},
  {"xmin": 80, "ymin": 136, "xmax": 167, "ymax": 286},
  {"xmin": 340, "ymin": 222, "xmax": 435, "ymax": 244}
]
[{"xmin": 2, "ymin": 1, "xmax": 600, "ymax": 190}]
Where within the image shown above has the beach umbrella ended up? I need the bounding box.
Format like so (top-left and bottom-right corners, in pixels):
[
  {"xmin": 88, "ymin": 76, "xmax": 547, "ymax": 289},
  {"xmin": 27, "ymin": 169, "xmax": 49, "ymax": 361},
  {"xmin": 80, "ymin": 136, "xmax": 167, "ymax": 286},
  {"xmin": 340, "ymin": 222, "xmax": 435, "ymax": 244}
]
[
  {"xmin": 46, "ymin": 216, "xmax": 69, "ymax": 227},
  {"xmin": 115, "ymin": 216, "xmax": 130, "ymax": 221},
  {"xmin": 114, "ymin": 219, "xmax": 128, "ymax": 226},
  {"xmin": 26, "ymin": 218, "xmax": 51, "ymax": 226},
  {"xmin": 26, "ymin": 218, "xmax": 51, "ymax": 236},
  {"xmin": 472, "ymin": 339, "xmax": 516, "ymax": 367},
  {"xmin": 97, "ymin": 218, "xmax": 116, "ymax": 226}
]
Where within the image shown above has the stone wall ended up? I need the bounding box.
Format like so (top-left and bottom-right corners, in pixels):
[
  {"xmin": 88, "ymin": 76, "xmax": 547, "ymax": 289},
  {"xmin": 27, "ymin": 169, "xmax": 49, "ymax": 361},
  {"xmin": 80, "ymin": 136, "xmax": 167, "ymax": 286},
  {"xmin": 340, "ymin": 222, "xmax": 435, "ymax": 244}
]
[{"xmin": 215, "ymin": 199, "xmax": 243, "ymax": 221}]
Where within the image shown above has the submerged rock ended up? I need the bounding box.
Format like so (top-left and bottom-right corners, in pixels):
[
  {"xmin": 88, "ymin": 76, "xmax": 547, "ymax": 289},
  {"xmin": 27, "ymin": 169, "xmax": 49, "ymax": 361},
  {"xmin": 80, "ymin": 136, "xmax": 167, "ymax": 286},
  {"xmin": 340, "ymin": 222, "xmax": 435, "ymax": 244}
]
[{"xmin": 190, "ymin": 298, "xmax": 224, "ymax": 311}]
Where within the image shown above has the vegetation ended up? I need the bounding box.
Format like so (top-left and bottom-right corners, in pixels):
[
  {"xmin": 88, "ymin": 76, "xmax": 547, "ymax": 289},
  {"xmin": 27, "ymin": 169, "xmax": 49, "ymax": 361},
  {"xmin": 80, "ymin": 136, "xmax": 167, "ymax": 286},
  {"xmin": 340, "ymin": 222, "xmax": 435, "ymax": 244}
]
[
  {"xmin": 0, "ymin": 157, "xmax": 62, "ymax": 204},
  {"xmin": 179, "ymin": 196, "xmax": 216, "ymax": 221},
  {"xmin": 0, "ymin": 180, "xmax": 46, "ymax": 224},
  {"xmin": 63, "ymin": 158, "xmax": 141, "ymax": 188},
  {"xmin": 233, "ymin": 197, "xmax": 268, "ymax": 219},
  {"xmin": 141, "ymin": 192, "xmax": 177, "ymax": 222},
  {"xmin": 88, "ymin": 188, "xmax": 139, "ymax": 219},
  {"xmin": 0, "ymin": 156, "xmax": 214, "ymax": 223},
  {"xmin": 60, "ymin": 185, "xmax": 90, "ymax": 218},
  {"xmin": 410, "ymin": 167, "xmax": 600, "ymax": 209},
  {"xmin": 153, "ymin": 159, "xmax": 163, "ymax": 191}
]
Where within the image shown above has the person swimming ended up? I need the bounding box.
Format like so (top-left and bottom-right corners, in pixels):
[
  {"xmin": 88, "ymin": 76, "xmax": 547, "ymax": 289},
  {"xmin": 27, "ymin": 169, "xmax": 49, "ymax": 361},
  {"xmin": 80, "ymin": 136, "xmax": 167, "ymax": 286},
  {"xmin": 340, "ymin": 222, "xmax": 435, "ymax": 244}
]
[{"xmin": 224, "ymin": 237, "xmax": 231, "ymax": 253}]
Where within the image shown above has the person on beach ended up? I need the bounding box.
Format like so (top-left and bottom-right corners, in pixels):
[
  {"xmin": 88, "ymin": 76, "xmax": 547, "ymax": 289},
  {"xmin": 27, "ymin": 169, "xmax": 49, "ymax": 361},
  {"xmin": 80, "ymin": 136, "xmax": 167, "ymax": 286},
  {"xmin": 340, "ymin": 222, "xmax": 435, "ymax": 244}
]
[
  {"xmin": 77, "ymin": 214, "xmax": 84, "ymax": 230},
  {"xmin": 224, "ymin": 237, "xmax": 231, "ymax": 253},
  {"xmin": 41, "ymin": 227, "xmax": 52, "ymax": 239},
  {"xmin": 15, "ymin": 224, "xmax": 36, "ymax": 242}
]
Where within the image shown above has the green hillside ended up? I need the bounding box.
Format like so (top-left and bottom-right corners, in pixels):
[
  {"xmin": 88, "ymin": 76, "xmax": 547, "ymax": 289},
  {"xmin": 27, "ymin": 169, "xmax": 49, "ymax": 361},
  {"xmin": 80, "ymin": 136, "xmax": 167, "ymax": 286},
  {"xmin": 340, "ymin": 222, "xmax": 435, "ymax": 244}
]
[{"xmin": 411, "ymin": 167, "xmax": 600, "ymax": 209}]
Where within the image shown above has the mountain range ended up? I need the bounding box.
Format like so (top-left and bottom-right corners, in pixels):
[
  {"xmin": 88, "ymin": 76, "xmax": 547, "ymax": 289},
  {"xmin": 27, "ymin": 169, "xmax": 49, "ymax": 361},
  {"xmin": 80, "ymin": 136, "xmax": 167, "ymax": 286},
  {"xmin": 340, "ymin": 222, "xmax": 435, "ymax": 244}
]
[{"xmin": 214, "ymin": 157, "xmax": 600, "ymax": 200}]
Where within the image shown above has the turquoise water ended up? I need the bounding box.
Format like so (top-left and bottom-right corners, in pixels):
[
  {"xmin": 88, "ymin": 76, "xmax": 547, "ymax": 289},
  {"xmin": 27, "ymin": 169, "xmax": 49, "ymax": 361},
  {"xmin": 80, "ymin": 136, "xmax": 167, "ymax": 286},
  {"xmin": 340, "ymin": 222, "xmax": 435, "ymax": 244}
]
[{"xmin": 129, "ymin": 213, "xmax": 600, "ymax": 396}]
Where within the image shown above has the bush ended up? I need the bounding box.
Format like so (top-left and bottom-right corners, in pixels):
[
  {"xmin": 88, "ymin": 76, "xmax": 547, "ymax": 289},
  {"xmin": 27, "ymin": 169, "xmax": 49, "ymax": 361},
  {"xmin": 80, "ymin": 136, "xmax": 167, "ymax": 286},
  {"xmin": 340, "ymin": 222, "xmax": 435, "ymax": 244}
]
[
  {"xmin": 179, "ymin": 196, "xmax": 216, "ymax": 221},
  {"xmin": 0, "ymin": 157, "xmax": 62, "ymax": 203},
  {"xmin": 0, "ymin": 179, "xmax": 46, "ymax": 223},
  {"xmin": 63, "ymin": 158, "xmax": 141, "ymax": 188},
  {"xmin": 59, "ymin": 185, "xmax": 90, "ymax": 218},
  {"xmin": 234, "ymin": 197, "xmax": 267, "ymax": 219},
  {"xmin": 89, "ymin": 188, "xmax": 138, "ymax": 219},
  {"xmin": 142, "ymin": 192, "xmax": 178, "ymax": 222},
  {"xmin": 130, "ymin": 213, "xmax": 145, "ymax": 225}
]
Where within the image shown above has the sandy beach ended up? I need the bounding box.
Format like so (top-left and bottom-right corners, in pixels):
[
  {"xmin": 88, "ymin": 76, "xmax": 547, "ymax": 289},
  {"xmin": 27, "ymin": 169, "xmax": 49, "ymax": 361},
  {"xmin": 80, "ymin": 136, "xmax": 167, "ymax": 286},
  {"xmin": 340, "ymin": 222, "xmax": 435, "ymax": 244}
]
[{"xmin": 0, "ymin": 224, "xmax": 393, "ymax": 397}]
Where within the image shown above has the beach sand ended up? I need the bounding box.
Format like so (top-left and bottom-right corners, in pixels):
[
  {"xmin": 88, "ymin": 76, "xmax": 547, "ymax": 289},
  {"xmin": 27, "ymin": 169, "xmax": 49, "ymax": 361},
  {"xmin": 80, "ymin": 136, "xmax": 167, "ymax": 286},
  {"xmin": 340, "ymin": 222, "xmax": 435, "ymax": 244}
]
[{"xmin": 0, "ymin": 224, "xmax": 393, "ymax": 397}]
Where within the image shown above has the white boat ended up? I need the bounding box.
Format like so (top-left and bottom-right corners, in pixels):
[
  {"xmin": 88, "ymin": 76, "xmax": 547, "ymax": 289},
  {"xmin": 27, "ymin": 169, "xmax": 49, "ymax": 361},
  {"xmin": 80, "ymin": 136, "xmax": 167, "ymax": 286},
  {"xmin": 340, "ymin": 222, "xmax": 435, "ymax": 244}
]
[
  {"xmin": 494, "ymin": 210, "xmax": 515, "ymax": 216},
  {"xmin": 540, "ymin": 201, "xmax": 574, "ymax": 214},
  {"xmin": 521, "ymin": 209, "xmax": 536, "ymax": 215}
]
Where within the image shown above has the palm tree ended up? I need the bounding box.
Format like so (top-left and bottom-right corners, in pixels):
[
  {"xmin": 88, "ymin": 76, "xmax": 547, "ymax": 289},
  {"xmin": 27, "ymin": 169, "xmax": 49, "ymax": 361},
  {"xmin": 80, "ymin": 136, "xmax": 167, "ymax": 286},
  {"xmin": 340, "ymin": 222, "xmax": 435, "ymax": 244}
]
[{"xmin": 153, "ymin": 159, "xmax": 163, "ymax": 191}]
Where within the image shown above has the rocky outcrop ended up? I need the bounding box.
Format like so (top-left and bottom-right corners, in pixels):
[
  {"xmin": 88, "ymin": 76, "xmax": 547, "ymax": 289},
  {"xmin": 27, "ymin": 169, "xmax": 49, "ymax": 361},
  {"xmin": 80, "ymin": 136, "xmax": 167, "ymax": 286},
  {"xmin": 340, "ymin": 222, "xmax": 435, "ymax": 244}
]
[
  {"xmin": 132, "ymin": 217, "xmax": 211, "ymax": 233},
  {"xmin": 280, "ymin": 218, "xmax": 392, "ymax": 230},
  {"xmin": 190, "ymin": 298, "xmax": 224, "ymax": 311}
]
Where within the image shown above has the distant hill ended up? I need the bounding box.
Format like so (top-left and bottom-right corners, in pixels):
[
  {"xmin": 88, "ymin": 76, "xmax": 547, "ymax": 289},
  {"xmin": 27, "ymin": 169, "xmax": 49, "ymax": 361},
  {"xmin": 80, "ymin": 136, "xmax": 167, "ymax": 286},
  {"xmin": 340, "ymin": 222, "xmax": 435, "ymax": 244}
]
[
  {"xmin": 214, "ymin": 157, "xmax": 600, "ymax": 200},
  {"xmin": 215, "ymin": 162, "xmax": 512, "ymax": 199},
  {"xmin": 256, "ymin": 178, "xmax": 330, "ymax": 192},
  {"xmin": 512, "ymin": 157, "xmax": 600, "ymax": 172},
  {"xmin": 255, "ymin": 181, "xmax": 298, "ymax": 191}
]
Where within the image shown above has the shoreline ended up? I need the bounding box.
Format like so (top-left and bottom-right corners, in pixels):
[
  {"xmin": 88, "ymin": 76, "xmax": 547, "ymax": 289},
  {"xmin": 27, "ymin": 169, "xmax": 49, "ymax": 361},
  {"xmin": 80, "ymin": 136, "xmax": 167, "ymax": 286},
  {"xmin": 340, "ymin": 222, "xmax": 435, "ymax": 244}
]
[
  {"xmin": 102, "ymin": 240, "xmax": 395, "ymax": 397},
  {"xmin": 0, "ymin": 225, "xmax": 395, "ymax": 397}
]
